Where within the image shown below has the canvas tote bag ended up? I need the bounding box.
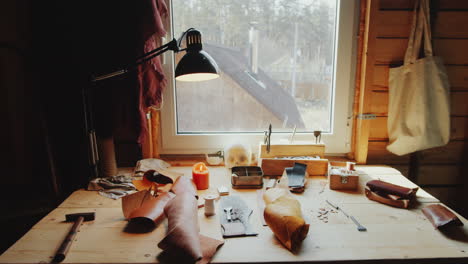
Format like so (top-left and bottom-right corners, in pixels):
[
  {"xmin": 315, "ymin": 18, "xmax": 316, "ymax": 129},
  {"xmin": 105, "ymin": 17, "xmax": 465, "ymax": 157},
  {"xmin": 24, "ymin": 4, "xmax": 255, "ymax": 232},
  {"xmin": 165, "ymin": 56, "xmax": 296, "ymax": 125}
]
[{"xmin": 386, "ymin": 0, "xmax": 450, "ymax": 156}]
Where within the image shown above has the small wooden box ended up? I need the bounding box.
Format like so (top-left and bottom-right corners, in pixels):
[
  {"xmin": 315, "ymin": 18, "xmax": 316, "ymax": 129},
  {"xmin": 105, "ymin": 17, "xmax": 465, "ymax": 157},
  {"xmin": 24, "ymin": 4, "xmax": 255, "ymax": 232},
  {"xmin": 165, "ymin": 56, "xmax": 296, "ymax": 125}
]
[
  {"xmin": 328, "ymin": 161, "xmax": 358, "ymax": 190},
  {"xmin": 258, "ymin": 143, "xmax": 328, "ymax": 176}
]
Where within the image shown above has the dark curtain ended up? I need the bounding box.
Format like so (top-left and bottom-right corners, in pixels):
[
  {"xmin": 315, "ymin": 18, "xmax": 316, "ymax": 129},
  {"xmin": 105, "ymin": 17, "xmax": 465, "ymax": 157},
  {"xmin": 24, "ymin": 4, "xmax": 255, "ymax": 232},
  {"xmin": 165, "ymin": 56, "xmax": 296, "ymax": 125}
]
[{"xmin": 31, "ymin": 0, "xmax": 160, "ymax": 195}]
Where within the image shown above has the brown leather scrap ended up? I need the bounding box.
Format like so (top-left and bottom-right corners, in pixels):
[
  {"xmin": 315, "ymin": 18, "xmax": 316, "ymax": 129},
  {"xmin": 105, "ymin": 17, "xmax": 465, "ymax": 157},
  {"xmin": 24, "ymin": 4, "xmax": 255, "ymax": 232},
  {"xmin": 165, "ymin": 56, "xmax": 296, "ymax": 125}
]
[
  {"xmin": 198, "ymin": 234, "xmax": 224, "ymax": 264},
  {"xmin": 422, "ymin": 204, "xmax": 463, "ymax": 229},
  {"xmin": 122, "ymin": 189, "xmax": 153, "ymax": 219},
  {"xmin": 158, "ymin": 193, "xmax": 203, "ymax": 261},
  {"xmin": 171, "ymin": 176, "xmax": 198, "ymax": 198},
  {"xmin": 263, "ymin": 188, "xmax": 309, "ymax": 252},
  {"xmin": 158, "ymin": 180, "xmax": 224, "ymax": 263},
  {"xmin": 125, "ymin": 192, "xmax": 176, "ymax": 233}
]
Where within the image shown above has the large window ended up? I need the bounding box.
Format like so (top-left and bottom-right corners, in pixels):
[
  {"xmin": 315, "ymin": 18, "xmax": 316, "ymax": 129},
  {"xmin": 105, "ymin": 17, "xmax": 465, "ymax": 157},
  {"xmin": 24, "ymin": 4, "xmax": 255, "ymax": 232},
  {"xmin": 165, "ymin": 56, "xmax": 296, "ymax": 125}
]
[{"xmin": 160, "ymin": 0, "xmax": 357, "ymax": 154}]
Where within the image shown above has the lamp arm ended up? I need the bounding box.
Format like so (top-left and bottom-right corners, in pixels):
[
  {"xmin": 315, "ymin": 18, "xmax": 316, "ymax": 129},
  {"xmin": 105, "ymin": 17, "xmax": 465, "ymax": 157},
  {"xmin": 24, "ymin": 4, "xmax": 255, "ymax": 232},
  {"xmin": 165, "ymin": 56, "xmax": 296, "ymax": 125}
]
[
  {"xmin": 91, "ymin": 38, "xmax": 179, "ymax": 82},
  {"xmin": 134, "ymin": 38, "xmax": 178, "ymax": 66},
  {"xmin": 135, "ymin": 38, "xmax": 179, "ymax": 64}
]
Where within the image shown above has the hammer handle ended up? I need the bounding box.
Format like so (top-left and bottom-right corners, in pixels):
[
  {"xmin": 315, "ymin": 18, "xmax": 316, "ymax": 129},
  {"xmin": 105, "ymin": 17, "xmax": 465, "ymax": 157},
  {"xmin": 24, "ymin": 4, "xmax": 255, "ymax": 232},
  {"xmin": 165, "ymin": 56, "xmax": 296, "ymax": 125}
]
[{"xmin": 54, "ymin": 216, "xmax": 84, "ymax": 263}]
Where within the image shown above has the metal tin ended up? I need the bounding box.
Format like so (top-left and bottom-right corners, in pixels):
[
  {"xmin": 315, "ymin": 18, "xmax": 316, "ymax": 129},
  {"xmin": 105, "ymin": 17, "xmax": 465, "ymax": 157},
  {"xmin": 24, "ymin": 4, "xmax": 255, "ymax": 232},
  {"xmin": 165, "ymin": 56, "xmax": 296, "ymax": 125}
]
[{"xmin": 231, "ymin": 166, "xmax": 263, "ymax": 189}]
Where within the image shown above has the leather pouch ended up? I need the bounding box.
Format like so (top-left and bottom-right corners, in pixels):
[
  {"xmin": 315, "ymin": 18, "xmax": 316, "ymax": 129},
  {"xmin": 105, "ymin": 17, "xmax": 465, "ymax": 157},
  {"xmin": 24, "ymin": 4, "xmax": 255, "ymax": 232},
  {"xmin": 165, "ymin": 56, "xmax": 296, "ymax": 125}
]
[
  {"xmin": 365, "ymin": 180, "xmax": 418, "ymax": 209},
  {"xmin": 422, "ymin": 204, "xmax": 463, "ymax": 229}
]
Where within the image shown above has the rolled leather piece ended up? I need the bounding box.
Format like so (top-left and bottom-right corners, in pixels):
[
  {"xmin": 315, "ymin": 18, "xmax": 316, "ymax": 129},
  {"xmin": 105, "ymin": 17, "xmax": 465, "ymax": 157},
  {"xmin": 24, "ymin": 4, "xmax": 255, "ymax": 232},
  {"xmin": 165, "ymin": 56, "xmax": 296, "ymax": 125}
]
[
  {"xmin": 158, "ymin": 192, "xmax": 203, "ymax": 261},
  {"xmin": 366, "ymin": 180, "xmax": 417, "ymax": 199},
  {"xmin": 125, "ymin": 192, "xmax": 176, "ymax": 233},
  {"xmin": 171, "ymin": 176, "xmax": 198, "ymax": 198},
  {"xmin": 263, "ymin": 188, "xmax": 309, "ymax": 252},
  {"xmin": 122, "ymin": 190, "xmax": 152, "ymax": 219},
  {"xmin": 422, "ymin": 204, "xmax": 464, "ymax": 229}
]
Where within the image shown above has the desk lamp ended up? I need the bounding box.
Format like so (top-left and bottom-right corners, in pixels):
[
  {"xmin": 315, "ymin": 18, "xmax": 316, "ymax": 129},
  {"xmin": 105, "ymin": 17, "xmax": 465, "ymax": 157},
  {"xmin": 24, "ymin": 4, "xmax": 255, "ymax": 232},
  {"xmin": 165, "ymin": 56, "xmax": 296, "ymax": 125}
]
[
  {"xmin": 85, "ymin": 28, "xmax": 219, "ymax": 178},
  {"xmin": 92, "ymin": 28, "xmax": 219, "ymax": 82}
]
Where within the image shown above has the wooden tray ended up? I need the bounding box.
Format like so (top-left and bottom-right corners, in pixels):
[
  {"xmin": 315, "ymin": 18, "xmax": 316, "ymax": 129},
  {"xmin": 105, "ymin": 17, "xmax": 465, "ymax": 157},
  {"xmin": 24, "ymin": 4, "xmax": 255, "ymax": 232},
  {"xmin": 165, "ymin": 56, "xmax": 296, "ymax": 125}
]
[{"xmin": 258, "ymin": 143, "xmax": 328, "ymax": 176}]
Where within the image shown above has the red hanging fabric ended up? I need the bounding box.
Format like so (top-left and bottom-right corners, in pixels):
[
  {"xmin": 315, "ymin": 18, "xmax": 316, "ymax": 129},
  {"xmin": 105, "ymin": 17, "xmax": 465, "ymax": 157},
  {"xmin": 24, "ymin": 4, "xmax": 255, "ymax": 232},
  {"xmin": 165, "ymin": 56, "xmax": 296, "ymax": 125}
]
[{"xmin": 136, "ymin": 0, "xmax": 168, "ymax": 143}]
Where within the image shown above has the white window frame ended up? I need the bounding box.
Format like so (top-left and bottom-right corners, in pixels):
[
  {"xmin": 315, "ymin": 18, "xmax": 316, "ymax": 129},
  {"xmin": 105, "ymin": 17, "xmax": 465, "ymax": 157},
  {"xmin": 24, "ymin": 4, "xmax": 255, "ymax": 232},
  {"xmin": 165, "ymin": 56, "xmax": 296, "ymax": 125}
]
[{"xmin": 159, "ymin": 0, "xmax": 358, "ymax": 155}]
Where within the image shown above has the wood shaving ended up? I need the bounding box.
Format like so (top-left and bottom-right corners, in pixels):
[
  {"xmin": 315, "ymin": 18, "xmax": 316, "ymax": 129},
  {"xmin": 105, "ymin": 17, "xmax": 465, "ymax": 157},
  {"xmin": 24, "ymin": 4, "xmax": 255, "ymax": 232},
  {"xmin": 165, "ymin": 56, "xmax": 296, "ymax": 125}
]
[
  {"xmin": 316, "ymin": 207, "xmax": 331, "ymax": 223},
  {"xmin": 319, "ymin": 181, "xmax": 328, "ymax": 194}
]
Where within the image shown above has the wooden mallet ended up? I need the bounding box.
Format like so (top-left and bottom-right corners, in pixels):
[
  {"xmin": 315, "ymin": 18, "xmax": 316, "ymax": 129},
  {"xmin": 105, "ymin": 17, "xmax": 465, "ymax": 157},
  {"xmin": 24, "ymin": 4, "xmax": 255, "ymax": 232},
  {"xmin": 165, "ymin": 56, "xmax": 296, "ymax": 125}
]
[{"xmin": 53, "ymin": 212, "xmax": 95, "ymax": 263}]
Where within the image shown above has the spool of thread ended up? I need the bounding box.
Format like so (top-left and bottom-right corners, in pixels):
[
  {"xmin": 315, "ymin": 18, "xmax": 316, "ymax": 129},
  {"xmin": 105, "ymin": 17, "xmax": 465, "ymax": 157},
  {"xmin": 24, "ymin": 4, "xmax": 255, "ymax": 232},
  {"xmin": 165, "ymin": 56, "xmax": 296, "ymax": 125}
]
[{"xmin": 204, "ymin": 195, "xmax": 217, "ymax": 216}]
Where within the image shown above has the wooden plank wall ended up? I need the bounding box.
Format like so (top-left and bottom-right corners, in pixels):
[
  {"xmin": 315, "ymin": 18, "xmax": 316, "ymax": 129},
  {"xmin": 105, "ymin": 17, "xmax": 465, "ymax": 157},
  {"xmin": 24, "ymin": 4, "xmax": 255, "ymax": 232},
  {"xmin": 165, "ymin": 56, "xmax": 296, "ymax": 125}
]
[{"xmin": 363, "ymin": 0, "xmax": 468, "ymax": 211}]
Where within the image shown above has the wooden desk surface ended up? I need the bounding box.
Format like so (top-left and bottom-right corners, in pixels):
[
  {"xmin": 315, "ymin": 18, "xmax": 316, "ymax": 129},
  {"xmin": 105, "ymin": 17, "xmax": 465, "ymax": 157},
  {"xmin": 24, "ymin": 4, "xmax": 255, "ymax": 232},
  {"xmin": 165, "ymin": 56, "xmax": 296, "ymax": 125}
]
[{"xmin": 1, "ymin": 165, "xmax": 468, "ymax": 264}]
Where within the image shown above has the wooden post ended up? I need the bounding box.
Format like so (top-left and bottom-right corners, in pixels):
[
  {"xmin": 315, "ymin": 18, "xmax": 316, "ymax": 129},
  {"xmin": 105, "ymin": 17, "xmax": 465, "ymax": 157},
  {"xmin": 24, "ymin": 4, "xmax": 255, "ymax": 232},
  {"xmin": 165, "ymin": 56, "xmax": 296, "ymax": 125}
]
[
  {"xmin": 353, "ymin": 0, "xmax": 379, "ymax": 164},
  {"xmin": 349, "ymin": 0, "xmax": 367, "ymax": 161},
  {"xmin": 141, "ymin": 111, "xmax": 153, "ymax": 159},
  {"xmin": 149, "ymin": 107, "xmax": 161, "ymax": 158}
]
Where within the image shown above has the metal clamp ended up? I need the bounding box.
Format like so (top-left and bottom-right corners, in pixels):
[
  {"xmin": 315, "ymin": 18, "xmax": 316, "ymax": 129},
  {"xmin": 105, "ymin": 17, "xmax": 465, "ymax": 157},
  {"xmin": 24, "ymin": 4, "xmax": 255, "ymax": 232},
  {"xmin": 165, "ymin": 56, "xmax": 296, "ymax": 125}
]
[
  {"xmin": 341, "ymin": 175, "xmax": 348, "ymax": 184},
  {"xmin": 356, "ymin": 114, "xmax": 377, "ymax": 120}
]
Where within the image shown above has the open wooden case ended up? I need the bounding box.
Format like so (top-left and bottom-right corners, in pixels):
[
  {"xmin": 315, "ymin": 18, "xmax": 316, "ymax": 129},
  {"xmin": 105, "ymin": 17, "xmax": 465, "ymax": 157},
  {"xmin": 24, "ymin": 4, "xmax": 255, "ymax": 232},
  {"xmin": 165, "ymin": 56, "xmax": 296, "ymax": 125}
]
[{"xmin": 258, "ymin": 143, "xmax": 328, "ymax": 176}]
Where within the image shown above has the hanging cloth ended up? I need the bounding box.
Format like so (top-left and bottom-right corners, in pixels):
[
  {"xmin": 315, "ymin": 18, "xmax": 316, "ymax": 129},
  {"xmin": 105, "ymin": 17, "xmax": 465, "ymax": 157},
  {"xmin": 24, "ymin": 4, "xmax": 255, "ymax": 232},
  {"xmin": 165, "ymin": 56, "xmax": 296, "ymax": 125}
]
[
  {"xmin": 136, "ymin": 0, "xmax": 168, "ymax": 143},
  {"xmin": 386, "ymin": 0, "xmax": 450, "ymax": 156}
]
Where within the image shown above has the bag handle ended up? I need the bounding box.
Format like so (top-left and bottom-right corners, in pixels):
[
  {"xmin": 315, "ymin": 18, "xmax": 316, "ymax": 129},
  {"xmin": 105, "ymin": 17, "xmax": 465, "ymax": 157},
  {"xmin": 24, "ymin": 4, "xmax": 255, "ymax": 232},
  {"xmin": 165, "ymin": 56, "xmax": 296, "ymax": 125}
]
[
  {"xmin": 404, "ymin": 0, "xmax": 422, "ymax": 64},
  {"xmin": 420, "ymin": 0, "xmax": 433, "ymax": 57},
  {"xmin": 404, "ymin": 0, "xmax": 433, "ymax": 64}
]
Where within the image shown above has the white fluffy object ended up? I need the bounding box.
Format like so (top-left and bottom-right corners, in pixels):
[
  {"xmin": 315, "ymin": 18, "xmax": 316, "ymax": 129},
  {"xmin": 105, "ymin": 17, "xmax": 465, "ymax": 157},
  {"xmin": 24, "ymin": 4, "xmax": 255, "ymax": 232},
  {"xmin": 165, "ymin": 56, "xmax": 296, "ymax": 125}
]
[{"xmin": 224, "ymin": 144, "xmax": 251, "ymax": 168}]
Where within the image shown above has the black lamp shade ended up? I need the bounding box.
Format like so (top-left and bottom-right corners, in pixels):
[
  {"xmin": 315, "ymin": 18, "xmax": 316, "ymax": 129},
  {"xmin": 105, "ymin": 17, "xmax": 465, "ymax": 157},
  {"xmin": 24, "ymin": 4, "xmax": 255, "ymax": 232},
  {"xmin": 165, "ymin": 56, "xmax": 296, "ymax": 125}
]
[
  {"xmin": 175, "ymin": 50, "xmax": 219, "ymax": 81},
  {"xmin": 174, "ymin": 30, "xmax": 219, "ymax": 81}
]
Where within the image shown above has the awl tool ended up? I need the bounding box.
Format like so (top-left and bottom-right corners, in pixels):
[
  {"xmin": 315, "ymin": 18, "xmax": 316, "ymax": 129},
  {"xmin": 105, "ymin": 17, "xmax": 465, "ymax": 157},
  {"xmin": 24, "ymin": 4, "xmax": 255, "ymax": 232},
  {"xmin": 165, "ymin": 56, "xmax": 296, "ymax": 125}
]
[{"xmin": 326, "ymin": 200, "xmax": 367, "ymax": 232}]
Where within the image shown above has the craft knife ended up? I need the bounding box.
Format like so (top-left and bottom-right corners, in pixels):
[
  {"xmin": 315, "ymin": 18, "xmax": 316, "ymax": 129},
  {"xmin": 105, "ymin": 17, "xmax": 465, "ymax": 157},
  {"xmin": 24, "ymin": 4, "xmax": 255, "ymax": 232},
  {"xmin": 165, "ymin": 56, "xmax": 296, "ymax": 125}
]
[
  {"xmin": 326, "ymin": 200, "xmax": 367, "ymax": 232},
  {"xmin": 223, "ymin": 207, "xmax": 233, "ymax": 221}
]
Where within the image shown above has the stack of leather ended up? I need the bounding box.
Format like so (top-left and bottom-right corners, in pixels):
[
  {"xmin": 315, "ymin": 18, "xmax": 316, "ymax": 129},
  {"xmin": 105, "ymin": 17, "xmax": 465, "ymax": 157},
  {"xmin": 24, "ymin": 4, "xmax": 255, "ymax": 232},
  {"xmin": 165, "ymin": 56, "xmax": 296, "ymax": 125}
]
[
  {"xmin": 365, "ymin": 180, "xmax": 418, "ymax": 209},
  {"xmin": 122, "ymin": 176, "xmax": 224, "ymax": 263}
]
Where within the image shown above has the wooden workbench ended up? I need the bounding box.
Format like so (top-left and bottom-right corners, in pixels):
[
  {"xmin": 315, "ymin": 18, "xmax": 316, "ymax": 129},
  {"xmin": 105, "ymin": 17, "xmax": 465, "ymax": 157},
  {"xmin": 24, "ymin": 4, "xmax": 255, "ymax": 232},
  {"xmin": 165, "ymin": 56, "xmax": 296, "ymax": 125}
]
[{"xmin": 1, "ymin": 165, "xmax": 468, "ymax": 264}]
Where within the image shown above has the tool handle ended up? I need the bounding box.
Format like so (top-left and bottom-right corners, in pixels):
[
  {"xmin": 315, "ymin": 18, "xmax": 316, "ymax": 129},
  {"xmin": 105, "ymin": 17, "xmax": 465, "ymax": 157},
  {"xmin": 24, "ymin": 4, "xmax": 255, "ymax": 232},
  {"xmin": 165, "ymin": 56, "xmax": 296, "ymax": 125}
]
[
  {"xmin": 54, "ymin": 216, "xmax": 84, "ymax": 263},
  {"xmin": 350, "ymin": 216, "xmax": 367, "ymax": 231}
]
